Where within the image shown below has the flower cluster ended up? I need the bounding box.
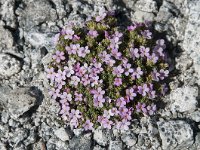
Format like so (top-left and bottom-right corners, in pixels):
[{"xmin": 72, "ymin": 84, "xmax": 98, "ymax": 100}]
[{"xmin": 47, "ymin": 10, "xmax": 169, "ymax": 131}]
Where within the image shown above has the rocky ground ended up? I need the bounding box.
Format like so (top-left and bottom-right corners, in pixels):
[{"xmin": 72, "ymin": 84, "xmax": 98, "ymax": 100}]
[{"xmin": 0, "ymin": 0, "xmax": 200, "ymax": 149}]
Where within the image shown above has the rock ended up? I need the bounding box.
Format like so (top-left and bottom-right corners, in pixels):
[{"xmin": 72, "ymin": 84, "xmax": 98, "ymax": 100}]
[
  {"xmin": 54, "ymin": 127, "xmax": 69, "ymax": 141},
  {"xmin": 182, "ymin": 0, "xmax": 200, "ymax": 84},
  {"xmin": 24, "ymin": 30, "xmax": 53, "ymax": 48},
  {"xmin": 135, "ymin": 0, "xmax": 158, "ymax": 13},
  {"xmin": 24, "ymin": 128, "xmax": 37, "ymax": 146},
  {"xmin": 189, "ymin": 110, "xmax": 200, "ymax": 122},
  {"xmin": 1, "ymin": 111, "xmax": 9, "ymax": 124},
  {"xmin": 157, "ymin": 120, "xmax": 194, "ymax": 150},
  {"xmin": 93, "ymin": 128, "xmax": 111, "ymax": 146},
  {"xmin": 0, "ymin": 0, "xmax": 16, "ymax": 28},
  {"xmin": 0, "ymin": 54, "xmax": 21, "ymax": 78},
  {"xmin": 175, "ymin": 53, "xmax": 193, "ymax": 71},
  {"xmin": 73, "ymin": 128, "xmax": 84, "ymax": 137},
  {"xmin": 131, "ymin": 11, "xmax": 155, "ymax": 22},
  {"xmin": 170, "ymin": 86, "xmax": 198, "ymax": 113},
  {"xmin": 69, "ymin": 133, "xmax": 92, "ymax": 150},
  {"xmin": 121, "ymin": 131, "xmax": 137, "ymax": 147},
  {"xmin": 0, "ymin": 25, "xmax": 14, "ymax": 52},
  {"xmin": 10, "ymin": 128, "xmax": 29, "ymax": 145},
  {"xmin": 0, "ymin": 142, "xmax": 6, "ymax": 150},
  {"xmin": 18, "ymin": 0, "xmax": 57, "ymax": 30},
  {"xmin": 7, "ymin": 87, "xmax": 43, "ymax": 119},
  {"xmin": 93, "ymin": 145, "xmax": 106, "ymax": 150},
  {"xmin": 109, "ymin": 140, "xmax": 123, "ymax": 150}
]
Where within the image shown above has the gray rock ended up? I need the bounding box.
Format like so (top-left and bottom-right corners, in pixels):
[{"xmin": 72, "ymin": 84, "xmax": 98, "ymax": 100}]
[
  {"xmin": 189, "ymin": 110, "xmax": 200, "ymax": 122},
  {"xmin": 121, "ymin": 132, "xmax": 137, "ymax": 147},
  {"xmin": 157, "ymin": 120, "xmax": 194, "ymax": 150},
  {"xmin": 7, "ymin": 87, "xmax": 43, "ymax": 119},
  {"xmin": 18, "ymin": 0, "xmax": 57, "ymax": 30},
  {"xmin": 135, "ymin": 0, "xmax": 158, "ymax": 13},
  {"xmin": 0, "ymin": 0, "xmax": 16, "ymax": 28},
  {"xmin": 93, "ymin": 128, "xmax": 111, "ymax": 146},
  {"xmin": 10, "ymin": 128, "xmax": 29, "ymax": 145},
  {"xmin": 73, "ymin": 128, "xmax": 84, "ymax": 137},
  {"xmin": 170, "ymin": 86, "xmax": 198, "ymax": 113},
  {"xmin": 1, "ymin": 111, "xmax": 9, "ymax": 124},
  {"xmin": 182, "ymin": 0, "xmax": 200, "ymax": 84},
  {"xmin": 109, "ymin": 140, "xmax": 123, "ymax": 150},
  {"xmin": 0, "ymin": 142, "xmax": 6, "ymax": 150},
  {"xmin": 54, "ymin": 127, "xmax": 69, "ymax": 142},
  {"xmin": 0, "ymin": 54, "xmax": 21, "ymax": 78},
  {"xmin": 24, "ymin": 30, "xmax": 53, "ymax": 48},
  {"xmin": 93, "ymin": 145, "xmax": 106, "ymax": 150},
  {"xmin": 69, "ymin": 133, "xmax": 92, "ymax": 150},
  {"xmin": 131, "ymin": 11, "xmax": 155, "ymax": 22},
  {"xmin": 0, "ymin": 25, "xmax": 14, "ymax": 52}
]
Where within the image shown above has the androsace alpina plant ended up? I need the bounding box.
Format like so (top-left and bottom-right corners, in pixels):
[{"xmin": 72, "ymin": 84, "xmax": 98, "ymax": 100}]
[{"xmin": 46, "ymin": 10, "xmax": 169, "ymax": 131}]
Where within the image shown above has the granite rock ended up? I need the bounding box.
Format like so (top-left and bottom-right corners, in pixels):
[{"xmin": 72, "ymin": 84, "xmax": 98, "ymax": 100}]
[
  {"xmin": 170, "ymin": 86, "xmax": 198, "ymax": 113},
  {"xmin": 0, "ymin": 53, "xmax": 21, "ymax": 78},
  {"xmin": 157, "ymin": 120, "xmax": 194, "ymax": 150}
]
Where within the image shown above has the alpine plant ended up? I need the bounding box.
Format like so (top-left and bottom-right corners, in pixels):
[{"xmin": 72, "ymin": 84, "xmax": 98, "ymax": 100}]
[{"xmin": 47, "ymin": 10, "xmax": 169, "ymax": 131}]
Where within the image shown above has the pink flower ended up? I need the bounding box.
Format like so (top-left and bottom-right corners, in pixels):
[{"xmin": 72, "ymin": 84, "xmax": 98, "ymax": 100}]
[
  {"xmin": 46, "ymin": 67, "xmax": 56, "ymax": 82},
  {"xmin": 103, "ymin": 110, "xmax": 110, "ymax": 119},
  {"xmin": 123, "ymin": 63, "xmax": 134, "ymax": 76},
  {"xmin": 88, "ymin": 30, "xmax": 99, "ymax": 38},
  {"xmin": 69, "ymin": 109, "xmax": 82, "ymax": 119},
  {"xmin": 70, "ymin": 76, "xmax": 80, "ymax": 86},
  {"xmin": 114, "ymin": 78, "xmax": 122, "ymax": 86},
  {"xmin": 116, "ymin": 97, "xmax": 126, "ymax": 107},
  {"xmin": 64, "ymin": 65, "xmax": 75, "ymax": 77},
  {"xmin": 52, "ymin": 51, "xmax": 65, "ymax": 63},
  {"xmin": 109, "ymin": 108, "xmax": 119, "ymax": 116},
  {"xmin": 113, "ymin": 65, "xmax": 124, "ymax": 77},
  {"xmin": 126, "ymin": 88, "xmax": 137, "ymax": 100},
  {"xmin": 49, "ymin": 88, "xmax": 60, "ymax": 99},
  {"xmin": 130, "ymin": 48, "xmax": 140, "ymax": 60},
  {"xmin": 83, "ymin": 120, "xmax": 94, "ymax": 130},
  {"xmin": 77, "ymin": 46, "xmax": 90, "ymax": 58},
  {"xmin": 64, "ymin": 28, "xmax": 74, "ymax": 40},
  {"xmin": 70, "ymin": 117, "xmax": 79, "ymax": 128},
  {"xmin": 111, "ymin": 48, "xmax": 122, "ymax": 60},
  {"xmin": 140, "ymin": 46, "xmax": 150, "ymax": 57},
  {"xmin": 127, "ymin": 25, "xmax": 137, "ymax": 31},
  {"xmin": 116, "ymin": 120, "xmax": 130, "ymax": 130},
  {"xmin": 52, "ymin": 33, "xmax": 60, "ymax": 45},
  {"xmin": 93, "ymin": 97, "xmax": 105, "ymax": 108},
  {"xmin": 60, "ymin": 92, "xmax": 72, "ymax": 101},
  {"xmin": 96, "ymin": 10, "xmax": 107, "ymax": 22},
  {"xmin": 102, "ymin": 118, "xmax": 113, "ymax": 129},
  {"xmin": 141, "ymin": 30, "xmax": 152, "ymax": 39},
  {"xmin": 75, "ymin": 92, "xmax": 83, "ymax": 101},
  {"xmin": 159, "ymin": 69, "xmax": 169, "ymax": 80}
]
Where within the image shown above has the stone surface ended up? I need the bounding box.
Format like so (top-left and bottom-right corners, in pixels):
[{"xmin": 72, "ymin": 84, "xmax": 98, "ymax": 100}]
[
  {"xmin": 157, "ymin": 120, "xmax": 194, "ymax": 150},
  {"xmin": 109, "ymin": 140, "xmax": 123, "ymax": 150},
  {"xmin": 170, "ymin": 86, "xmax": 198, "ymax": 113},
  {"xmin": 69, "ymin": 133, "xmax": 92, "ymax": 150},
  {"xmin": 94, "ymin": 128, "xmax": 111, "ymax": 146},
  {"xmin": 0, "ymin": 54, "xmax": 21, "ymax": 78},
  {"xmin": 0, "ymin": 25, "xmax": 14, "ymax": 52},
  {"xmin": 54, "ymin": 127, "xmax": 69, "ymax": 141},
  {"xmin": 135, "ymin": 0, "xmax": 158, "ymax": 13},
  {"xmin": 7, "ymin": 87, "xmax": 43, "ymax": 119},
  {"xmin": 182, "ymin": 0, "xmax": 200, "ymax": 85},
  {"xmin": 0, "ymin": 0, "xmax": 16, "ymax": 28},
  {"xmin": 17, "ymin": 0, "xmax": 57, "ymax": 30},
  {"xmin": 121, "ymin": 131, "xmax": 137, "ymax": 147}
]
